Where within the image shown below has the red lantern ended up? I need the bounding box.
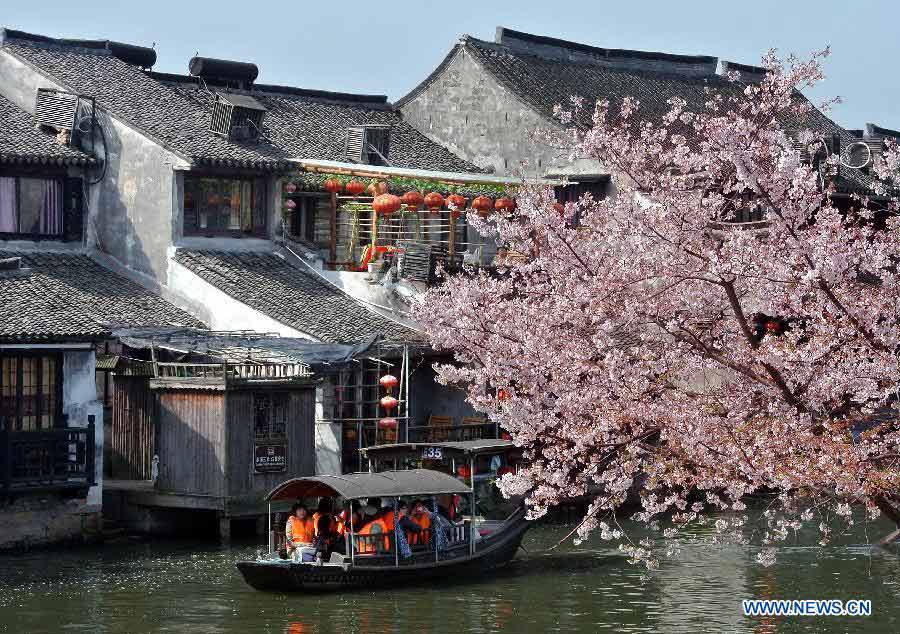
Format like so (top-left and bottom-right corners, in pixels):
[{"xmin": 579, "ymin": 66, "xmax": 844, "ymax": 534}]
[
  {"xmin": 380, "ymin": 395, "xmax": 399, "ymax": 412},
  {"xmin": 379, "ymin": 374, "xmax": 399, "ymax": 391},
  {"xmin": 472, "ymin": 195, "xmax": 493, "ymax": 215},
  {"xmin": 495, "ymin": 197, "xmax": 515, "ymax": 212},
  {"xmin": 456, "ymin": 464, "xmax": 471, "ymax": 479},
  {"xmin": 375, "ymin": 181, "xmax": 389, "ymax": 195},
  {"xmin": 424, "ymin": 192, "xmax": 444, "ymax": 211},
  {"xmin": 207, "ymin": 193, "xmax": 222, "ymax": 206},
  {"xmin": 765, "ymin": 320, "xmax": 782, "ymax": 334},
  {"xmin": 346, "ymin": 180, "xmax": 365, "ymax": 196},
  {"xmin": 284, "ymin": 181, "xmax": 297, "ymax": 194},
  {"xmin": 401, "ymin": 191, "xmax": 424, "ymax": 208},
  {"xmin": 284, "ymin": 199, "xmax": 297, "ymax": 211},
  {"xmin": 553, "ymin": 202, "xmax": 565, "ymax": 216},
  {"xmin": 373, "ymin": 194, "xmax": 402, "ymax": 215},
  {"xmin": 447, "ymin": 194, "xmax": 467, "ymax": 209},
  {"xmin": 497, "ymin": 388, "xmax": 510, "ymax": 401},
  {"xmin": 324, "ymin": 179, "xmax": 343, "ymax": 194},
  {"xmin": 378, "ymin": 417, "xmax": 398, "ymax": 430}
]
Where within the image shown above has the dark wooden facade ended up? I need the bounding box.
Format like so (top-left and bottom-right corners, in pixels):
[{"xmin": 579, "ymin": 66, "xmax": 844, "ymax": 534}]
[{"xmin": 110, "ymin": 377, "xmax": 316, "ymax": 516}]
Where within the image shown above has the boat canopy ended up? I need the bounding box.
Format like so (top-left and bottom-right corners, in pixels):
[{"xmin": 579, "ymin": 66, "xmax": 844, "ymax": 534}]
[
  {"xmin": 360, "ymin": 439, "xmax": 515, "ymax": 460},
  {"xmin": 265, "ymin": 469, "xmax": 472, "ymax": 501}
]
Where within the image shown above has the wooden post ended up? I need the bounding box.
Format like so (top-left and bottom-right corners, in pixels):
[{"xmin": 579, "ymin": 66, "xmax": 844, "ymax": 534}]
[
  {"xmin": 329, "ymin": 193, "xmax": 338, "ymax": 264},
  {"xmin": 448, "ymin": 212, "xmax": 456, "ymax": 256},
  {"xmin": 370, "ymin": 205, "xmax": 378, "ymax": 249}
]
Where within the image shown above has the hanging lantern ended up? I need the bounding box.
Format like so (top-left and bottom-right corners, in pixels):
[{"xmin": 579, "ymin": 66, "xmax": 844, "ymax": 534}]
[
  {"xmin": 207, "ymin": 192, "xmax": 222, "ymax": 206},
  {"xmin": 373, "ymin": 194, "xmax": 402, "ymax": 215},
  {"xmin": 447, "ymin": 194, "xmax": 467, "ymax": 210},
  {"xmin": 765, "ymin": 320, "xmax": 782, "ymax": 334},
  {"xmin": 284, "ymin": 181, "xmax": 297, "ymax": 194},
  {"xmin": 495, "ymin": 197, "xmax": 515, "ymax": 212},
  {"xmin": 424, "ymin": 192, "xmax": 444, "ymax": 211},
  {"xmin": 378, "ymin": 417, "xmax": 398, "ymax": 430},
  {"xmin": 401, "ymin": 191, "xmax": 424, "ymax": 208},
  {"xmin": 375, "ymin": 181, "xmax": 390, "ymax": 195},
  {"xmin": 379, "ymin": 374, "xmax": 399, "ymax": 392},
  {"xmin": 346, "ymin": 180, "xmax": 365, "ymax": 196},
  {"xmin": 284, "ymin": 199, "xmax": 297, "ymax": 211},
  {"xmin": 323, "ymin": 179, "xmax": 343, "ymax": 194},
  {"xmin": 380, "ymin": 395, "xmax": 399, "ymax": 412},
  {"xmin": 472, "ymin": 195, "xmax": 493, "ymax": 215},
  {"xmin": 553, "ymin": 202, "xmax": 565, "ymax": 216},
  {"xmin": 497, "ymin": 388, "xmax": 510, "ymax": 401}
]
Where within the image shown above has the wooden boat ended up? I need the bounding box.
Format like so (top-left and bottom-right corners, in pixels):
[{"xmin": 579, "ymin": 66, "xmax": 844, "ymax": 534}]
[{"xmin": 236, "ymin": 469, "xmax": 532, "ymax": 592}]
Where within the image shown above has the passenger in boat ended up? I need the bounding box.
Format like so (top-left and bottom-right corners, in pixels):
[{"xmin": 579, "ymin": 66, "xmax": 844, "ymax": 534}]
[
  {"xmin": 285, "ymin": 503, "xmax": 314, "ymax": 557},
  {"xmin": 311, "ymin": 498, "xmax": 338, "ymax": 562},
  {"xmin": 397, "ymin": 501, "xmax": 423, "ymax": 541},
  {"xmin": 409, "ymin": 500, "xmax": 432, "ymax": 545}
]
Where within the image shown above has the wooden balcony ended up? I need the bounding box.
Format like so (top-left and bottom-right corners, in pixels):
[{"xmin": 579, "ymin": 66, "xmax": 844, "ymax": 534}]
[{"xmin": 1, "ymin": 422, "xmax": 95, "ymax": 494}]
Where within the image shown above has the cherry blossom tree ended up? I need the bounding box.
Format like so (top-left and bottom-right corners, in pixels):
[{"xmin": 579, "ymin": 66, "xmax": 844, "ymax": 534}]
[{"xmin": 413, "ymin": 50, "xmax": 900, "ymax": 566}]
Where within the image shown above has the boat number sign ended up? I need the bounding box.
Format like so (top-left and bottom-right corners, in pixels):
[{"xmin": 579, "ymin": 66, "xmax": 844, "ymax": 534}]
[
  {"xmin": 254, "ymin": 443, "xmax": 287, "ymax": 473},
  {"xmin": 421, "ymin": 447, "xmax": 443, "ymax": 460}
]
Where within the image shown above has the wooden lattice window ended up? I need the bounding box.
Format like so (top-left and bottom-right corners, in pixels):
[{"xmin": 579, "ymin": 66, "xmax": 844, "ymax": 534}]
[
  {"xmin": 253, "ymin": 393, "xmax": 289, "ymax": 441},
  {"xmin": 0, "ymin": 353, "xmax": 62, "ymax": 431}
]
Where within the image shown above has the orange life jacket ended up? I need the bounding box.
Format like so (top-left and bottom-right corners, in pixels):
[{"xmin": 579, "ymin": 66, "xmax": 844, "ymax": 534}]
[
  {"xmin": 312, "ymin": 512, "xmax": 334, "ymax": 538},
  {"xmin": 285, "ymin": 516, "xmax": 313, "ymax": 549},
  {"xmin": 357, "ymin": 514, "xmax": 394, "ymax": 553},
  {"xmin": 406, "ymin": 511, "xmax": 432, "ymax": 545}
]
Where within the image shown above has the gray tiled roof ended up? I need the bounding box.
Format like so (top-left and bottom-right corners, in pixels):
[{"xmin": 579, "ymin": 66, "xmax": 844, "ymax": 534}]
[
  {"xmin": 402, "ymin": 33, "xmax": 871, "ymax": 192},
  {"xmin": 0, "ymin": 93, "xmax": 94, "ymax": 166},
  {"xmin": 1, "ymin": 33, "xmax": 478, "ymax": 173},
  {"xmin": 173, "ymin": 250, "xmax": 417, "ymax": 344},
  {"xmin": 0, "ymin": 251, "xmax": 204, "ymax": 342}
]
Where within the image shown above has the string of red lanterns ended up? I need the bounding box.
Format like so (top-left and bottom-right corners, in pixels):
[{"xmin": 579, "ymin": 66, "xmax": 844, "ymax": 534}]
[{"xmin": 281, "ymin": 178, "xmax": 515, "ymax": 217}]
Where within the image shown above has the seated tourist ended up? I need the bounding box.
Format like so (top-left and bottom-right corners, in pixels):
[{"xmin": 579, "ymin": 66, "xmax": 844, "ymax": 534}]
[
  {"xmin": 311, "ymin": 498, "xmax": 338, "ymax": 563},
  {"xmin": 285, "ymin": 503, "xmax": 313, "ymax": 558}
]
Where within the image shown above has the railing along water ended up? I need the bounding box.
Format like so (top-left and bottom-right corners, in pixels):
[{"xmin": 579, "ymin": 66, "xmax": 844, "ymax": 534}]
[{"xmin": 1, "ymin": 422, "xmax": 95, "ymax": 494}]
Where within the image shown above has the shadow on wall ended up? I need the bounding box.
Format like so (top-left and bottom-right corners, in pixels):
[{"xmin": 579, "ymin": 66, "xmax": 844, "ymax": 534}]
[
  {"xmin": 86, "ymin": 109, "xmax": 170, "ymax": 284},
  {"xmin": 409, "ymin": 363, "xmax": 480, "ymax": 427}
]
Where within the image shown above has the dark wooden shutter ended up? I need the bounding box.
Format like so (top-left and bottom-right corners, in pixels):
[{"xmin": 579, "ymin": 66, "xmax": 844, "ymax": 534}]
[{"xmin": 63, "ymin": 177, "xmax": 84, "ymax": 243}]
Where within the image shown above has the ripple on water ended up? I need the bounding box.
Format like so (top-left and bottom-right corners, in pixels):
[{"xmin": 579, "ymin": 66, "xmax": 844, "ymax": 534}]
[{"xmin": 0, "ymin": 518, "xmax": 898, "ymax": 634}]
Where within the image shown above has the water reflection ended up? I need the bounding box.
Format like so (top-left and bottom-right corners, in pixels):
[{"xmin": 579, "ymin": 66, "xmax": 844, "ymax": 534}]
[{"xmin": 0, "ymin": 513, "xmax": 898, "ymax": 634}]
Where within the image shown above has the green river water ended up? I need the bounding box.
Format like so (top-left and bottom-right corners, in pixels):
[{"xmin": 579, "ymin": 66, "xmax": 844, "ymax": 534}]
[{"xmin": 1, "ymin": 513, "xmax": 899, "ymax": 633}]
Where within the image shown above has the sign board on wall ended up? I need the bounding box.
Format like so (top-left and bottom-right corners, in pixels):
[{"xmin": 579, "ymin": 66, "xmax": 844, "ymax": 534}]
[{"xmin": 254, "ymin": 443, "xmax": 287, "ymax": 473}]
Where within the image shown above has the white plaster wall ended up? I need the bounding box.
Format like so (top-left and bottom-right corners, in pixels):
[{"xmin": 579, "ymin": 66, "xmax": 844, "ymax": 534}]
[
  {"xmin": 314, "ymin": 380, "xmax": 341, "ymax": 475},
  {"xmin": 62, "ymin": 350, "xmax": 103, "ymax": 507}
]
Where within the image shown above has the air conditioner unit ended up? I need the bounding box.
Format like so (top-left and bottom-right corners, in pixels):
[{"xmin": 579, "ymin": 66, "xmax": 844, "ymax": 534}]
[
  {"xmin": 34, "ymin": 88, "xmax": 79, "ymax": 131},
  {"xmin": 345, "ymin": 125, "xmax": 391, "ymax": 164},
  {"xmin": 210, "ymin": 92, "xmax": 266, "ymax": 142}
]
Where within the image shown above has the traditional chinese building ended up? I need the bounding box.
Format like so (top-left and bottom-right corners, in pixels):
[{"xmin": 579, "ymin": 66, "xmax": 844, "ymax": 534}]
[
  {"xmin": 0, "ymin": 89, "xmax": 202, "ymax": 548},
  {"xmin": 397, "ymin": 27, "xmax": 873, "ymax": 200},
  {"xmin": 0, "ymin": 28, "xmax": 509, "ymax": 533}
]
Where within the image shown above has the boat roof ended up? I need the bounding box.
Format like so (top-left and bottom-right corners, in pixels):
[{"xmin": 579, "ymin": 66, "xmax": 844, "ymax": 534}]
[
  {"xmin": 360, "ymin": 439, "xmax": 515, "ymax": 459},
  {"xmin": 265, "ymin": 469, "xmax": 471, "ymax": 501}
]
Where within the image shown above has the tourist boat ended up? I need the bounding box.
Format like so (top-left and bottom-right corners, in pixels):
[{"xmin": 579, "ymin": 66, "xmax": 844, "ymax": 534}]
[{"xmin": 236, "ymin": 468, "xmax": 532, "ymax": 592}]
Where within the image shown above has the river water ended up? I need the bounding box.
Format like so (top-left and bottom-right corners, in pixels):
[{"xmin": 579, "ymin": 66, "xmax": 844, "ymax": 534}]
[{"xmin": 1, "ymin": 513, "xmax": 898, "ymax": 634}]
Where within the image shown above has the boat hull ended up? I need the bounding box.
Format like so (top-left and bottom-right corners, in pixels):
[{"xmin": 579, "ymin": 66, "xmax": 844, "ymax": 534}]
[{"xmin": 237, "ymin": 517, "xmax": 530, "ymax": 592}]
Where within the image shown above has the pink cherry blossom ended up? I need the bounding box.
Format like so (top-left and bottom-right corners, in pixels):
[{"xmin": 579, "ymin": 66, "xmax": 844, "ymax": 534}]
[{"xmin": 413, "ymin": 50, "xmax": 900, "ymax": 566}]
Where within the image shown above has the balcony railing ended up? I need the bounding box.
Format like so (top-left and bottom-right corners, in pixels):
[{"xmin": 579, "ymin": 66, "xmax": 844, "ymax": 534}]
[
  {"xmin": 407, "ymin": 422, "xmax": 499, "ymax": 443},
  {"xmin": 1, "ymin": 423, "xmax": 95, "ymax": 494}
]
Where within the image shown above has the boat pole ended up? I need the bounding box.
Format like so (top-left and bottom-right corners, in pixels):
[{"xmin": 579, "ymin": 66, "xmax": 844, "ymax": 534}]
[
  {"xmin": 470, "ymin": 456, "xmax": 476, "ymax": 555},
  {"xmin": 267, "ymin": 502, "xmax": 272, "ymax": 555},
  {"xmin": 394, "ymin": 497, "xmax": 400, "ymax": 567},
  {"xmin": 349, "ymin": 502, "xmax": 355, "ymax": 566}
]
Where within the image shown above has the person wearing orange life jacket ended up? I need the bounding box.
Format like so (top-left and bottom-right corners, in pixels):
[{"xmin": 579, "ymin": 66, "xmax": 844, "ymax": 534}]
[
  {"xmin": 285, "ymin": 503, "xmax": 313, "ymax": 557},
  {"xmin": 408, "ymin": 500, "xmax": 432, "ymax": 546},
  {"xmin": 311, "ymin": 498, "xmax": 338, "ymax": 563},
  {"xmin": 357, "ymin": 508, "xmax": 394, "ymax": 554}
]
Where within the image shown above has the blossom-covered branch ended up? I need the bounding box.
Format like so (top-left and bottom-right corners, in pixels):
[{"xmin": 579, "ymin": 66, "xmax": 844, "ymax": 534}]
[{"xmin": 414, "ymin": 49, "xmax": 900, "ymax": 567}]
